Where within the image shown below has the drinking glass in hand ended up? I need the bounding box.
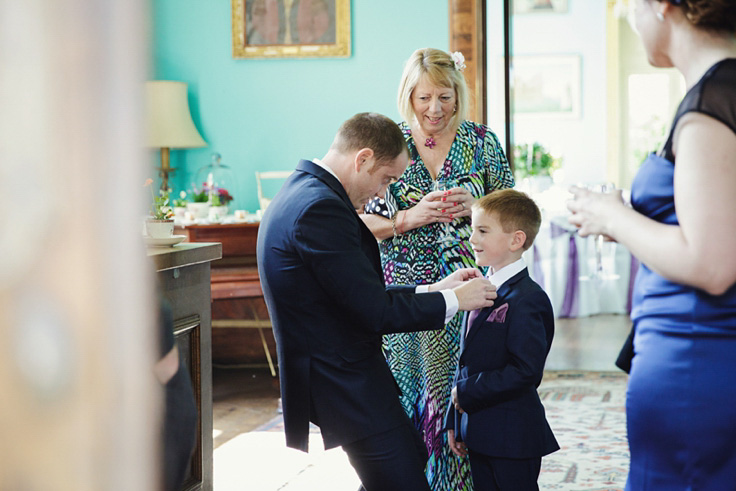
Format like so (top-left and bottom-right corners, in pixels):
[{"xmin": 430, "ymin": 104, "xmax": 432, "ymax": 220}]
[
  {"xmin": 579, "ymin": 182, "xmax": 620, "ymax": 281},
  {"xmin": 434, "ymin": 177, "xmax": 457, "ymax": 244}
]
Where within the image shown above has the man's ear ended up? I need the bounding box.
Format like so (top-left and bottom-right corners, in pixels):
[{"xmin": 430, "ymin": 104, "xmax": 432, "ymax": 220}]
[
  {"xmin": 510, "ymin": 230, "xmax": 527, "ymax": 252},
  {"xmin": 354, "ymin": 148, "xmax": 375, "ymax": 172}
]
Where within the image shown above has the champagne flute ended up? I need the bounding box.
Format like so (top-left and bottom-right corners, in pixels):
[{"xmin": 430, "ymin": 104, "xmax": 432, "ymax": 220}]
[
  {"xmin": 595, "ymin": 183, "xmax": 618, "ymax": 278},
  {"xmin": 434, "ymin": 177, "xmax": 457, "ymax": 243}
]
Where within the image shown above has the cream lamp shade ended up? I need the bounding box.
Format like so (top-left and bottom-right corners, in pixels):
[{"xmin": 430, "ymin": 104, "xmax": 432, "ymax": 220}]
[{"xmin": 145, "ymin": 80, "xmax": 206, "ymax": 191}]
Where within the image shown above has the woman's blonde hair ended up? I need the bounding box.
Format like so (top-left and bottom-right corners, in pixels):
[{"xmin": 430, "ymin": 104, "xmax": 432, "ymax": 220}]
[{"xmin": 397, "ymin": 48, "xmax": 469, "ymax": 133}]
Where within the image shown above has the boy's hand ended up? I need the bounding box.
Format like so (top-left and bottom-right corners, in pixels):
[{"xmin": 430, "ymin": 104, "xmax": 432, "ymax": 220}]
[
  {"xmin": 448, "ymin": 429, "xmax": 468, "ymax": 458},
  {"xmin": 428, "ymin": 267, "xmax": 483, "ymax": 292}
]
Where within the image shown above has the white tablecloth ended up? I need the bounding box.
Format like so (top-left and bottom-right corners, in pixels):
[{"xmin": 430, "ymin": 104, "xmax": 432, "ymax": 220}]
[{"xmin": 522, "ymin": 216, "xmax": 638, "ymax": 318}]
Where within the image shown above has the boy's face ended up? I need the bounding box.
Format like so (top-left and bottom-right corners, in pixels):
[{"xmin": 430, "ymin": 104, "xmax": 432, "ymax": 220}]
[{"xmin": 469, "ymin": 208, "xmax": 519, "ymax": 270}]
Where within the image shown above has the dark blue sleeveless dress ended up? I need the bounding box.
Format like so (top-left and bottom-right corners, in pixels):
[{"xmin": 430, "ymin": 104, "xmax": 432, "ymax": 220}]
[{"xmin": 626, "ymin": 59, "xmax": 736, "ymax": 490}]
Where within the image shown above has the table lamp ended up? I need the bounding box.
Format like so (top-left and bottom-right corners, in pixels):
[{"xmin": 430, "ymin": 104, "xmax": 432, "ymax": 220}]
[{"xmin": 145, "ymin": 80, "xmax": 206, "ymax": 191}]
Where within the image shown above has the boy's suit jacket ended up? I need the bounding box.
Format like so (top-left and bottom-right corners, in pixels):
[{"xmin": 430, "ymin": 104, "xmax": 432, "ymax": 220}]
[
  {"xmin": 444, "ymin": 268, "xmax": 559, "ymax": 459},
  {"xmin": 257, "ymin": 159, "xmax": 446, "ymax": 453}
]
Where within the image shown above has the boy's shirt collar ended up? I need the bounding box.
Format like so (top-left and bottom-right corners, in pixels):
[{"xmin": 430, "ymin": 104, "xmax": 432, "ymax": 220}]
[{"xmin": 486, "ymin": 257, "xmax": 526, "ymax": 289}]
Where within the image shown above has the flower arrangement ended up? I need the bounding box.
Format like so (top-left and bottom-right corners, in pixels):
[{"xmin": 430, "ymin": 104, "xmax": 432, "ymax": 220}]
[
  {"xmin": 513, "ymin": 142, "xmax": 560, "ymax": 179},
  {"xmin": 191, "ymin": 183, "xmax": 234, "ymax": 207},
  {"xmin": 190, "ymin": 188, "xmax": 209, "ymax": 203},
  {"xmin": 172, "ymin": 191, "xmax": 188, "ymax": 208},
  {"xmin": 144, "ymin": 179, "xmax": 174, "ymax": 220},
  {"xmin": 209, "ymin": 186, "xmax": 233, "ymax": 207}
]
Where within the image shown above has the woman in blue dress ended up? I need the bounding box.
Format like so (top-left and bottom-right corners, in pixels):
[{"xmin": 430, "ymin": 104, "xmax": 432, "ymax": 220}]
[{"xmin": 567, "ymin": 1, "xmax": 736, "ymax": 489}]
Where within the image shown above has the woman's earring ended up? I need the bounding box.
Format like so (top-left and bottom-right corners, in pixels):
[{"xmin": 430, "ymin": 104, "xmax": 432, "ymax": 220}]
[{"xmin": 656, "ymin": 12, "xmax": 664, "ymax": 22}]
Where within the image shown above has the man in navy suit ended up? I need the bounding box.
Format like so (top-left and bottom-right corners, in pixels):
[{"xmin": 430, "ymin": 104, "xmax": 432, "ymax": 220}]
[
  {"xmin": 445, "ymin": 190, "xmax": 559, "ymax": 491},
  {"xmin": 257, "ymin": 113, "xmax": 498, "ymax": 491}
]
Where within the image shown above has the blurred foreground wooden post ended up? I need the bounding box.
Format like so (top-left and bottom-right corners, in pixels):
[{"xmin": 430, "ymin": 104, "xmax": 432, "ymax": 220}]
[{"xmin": 0, "ymin": 1, "xmax": 158, "ymax": 489}]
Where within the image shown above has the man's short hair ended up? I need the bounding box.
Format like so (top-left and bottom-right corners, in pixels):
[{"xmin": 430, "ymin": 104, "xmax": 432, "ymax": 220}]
[
  {"xmin": 332, "ymin": 112, "xmax": 407, "ymax": 165},
  {"xmin": 473, "ymin": 189, "xmax": 542, "ymax": 251}
]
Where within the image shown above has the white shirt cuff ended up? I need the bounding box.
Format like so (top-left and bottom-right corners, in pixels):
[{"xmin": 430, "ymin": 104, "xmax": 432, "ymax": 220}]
[{"xmin": 416, "ymin": 286, "xmax": 459, "ymax": 324}]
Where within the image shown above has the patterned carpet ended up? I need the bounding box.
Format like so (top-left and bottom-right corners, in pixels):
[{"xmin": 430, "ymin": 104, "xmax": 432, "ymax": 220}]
[
  {"xmin": 214, "ymin": 370, "xmax": 629, "ymax": 491},
  {"xmin": 539, "ymin": 371, "xmax": 629, "ymax": 491}
]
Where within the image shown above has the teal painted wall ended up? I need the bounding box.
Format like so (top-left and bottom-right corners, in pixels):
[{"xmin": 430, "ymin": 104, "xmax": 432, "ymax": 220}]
[{"xmin": 152, "ymin": 0, "xmax": 448, "ymax": 212}]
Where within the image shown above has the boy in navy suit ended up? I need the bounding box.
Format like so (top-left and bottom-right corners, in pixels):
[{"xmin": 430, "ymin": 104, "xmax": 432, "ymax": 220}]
[{"xmin": 445, "ymin": 189, "xmax": 559, "ymax": 490}]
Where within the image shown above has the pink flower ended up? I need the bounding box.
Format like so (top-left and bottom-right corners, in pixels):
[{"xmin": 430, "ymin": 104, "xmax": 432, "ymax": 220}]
[{"xmin": 451, "ymin": 51, "xmax": 466, "ymax": 72}]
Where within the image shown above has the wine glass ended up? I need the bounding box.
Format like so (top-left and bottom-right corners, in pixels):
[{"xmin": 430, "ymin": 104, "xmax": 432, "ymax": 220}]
[{"xmin": 434, "ymin": 177, "xmax": 457, "ymax": 243}]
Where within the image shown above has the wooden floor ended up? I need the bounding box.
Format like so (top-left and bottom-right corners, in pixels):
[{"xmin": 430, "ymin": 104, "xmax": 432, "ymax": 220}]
[
  {"xmin": 212, "ymin": 364, "xmax": 281, "ymax": 450},
  {"xmin": 545, "ymin": 314, "xmax": 632, "ymax": 371},
  {"xmin": 212, "ymin": 313, "xmax": 632, "ymax": 450}
]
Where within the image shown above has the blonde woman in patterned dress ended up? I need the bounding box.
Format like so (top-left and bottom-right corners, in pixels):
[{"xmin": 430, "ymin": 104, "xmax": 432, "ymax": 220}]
[{"xmin": 361, "ymin": 48, "xmax": 514, "ymax": 491}]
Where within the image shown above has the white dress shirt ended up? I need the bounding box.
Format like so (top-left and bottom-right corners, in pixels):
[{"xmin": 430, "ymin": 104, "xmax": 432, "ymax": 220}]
[{"xmin": 486, "ymin": 257, "xmax": 527, "ymax": 289}]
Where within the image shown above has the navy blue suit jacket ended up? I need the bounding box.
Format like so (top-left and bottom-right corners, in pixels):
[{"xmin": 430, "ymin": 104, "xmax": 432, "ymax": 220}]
[
  {"xmin": 257, "ymin": 159, "xmax": 446, "ymax": 452},
  {"xmin": 444, "ymin": 268, "xmax": 559, "ymax": 459}
]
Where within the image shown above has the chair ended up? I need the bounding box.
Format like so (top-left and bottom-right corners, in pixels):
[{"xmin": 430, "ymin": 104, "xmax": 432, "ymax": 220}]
[
  {"xmin": 178, "ymin": 223, "xmax": 278, "ymax": 376},
  {"xmin": 255, "ymin": 170, "xmax": 293, "ymax": 212},
  {"xmin": 210, "ymin": 266, "xmax": 277, "ymax": 377}
]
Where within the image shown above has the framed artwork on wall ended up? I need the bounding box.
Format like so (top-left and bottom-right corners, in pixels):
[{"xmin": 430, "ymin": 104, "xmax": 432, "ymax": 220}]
[
  {"xmin": 511, "ymin": 55, "xmax": 581, "ymax": 118},
  {"xmin": 232, "ymin": 0, "xmax": 351, "ymax": 59},
  {"xmin": 513, "ymin": 0, "xmax": 568, "ymax": 15}
]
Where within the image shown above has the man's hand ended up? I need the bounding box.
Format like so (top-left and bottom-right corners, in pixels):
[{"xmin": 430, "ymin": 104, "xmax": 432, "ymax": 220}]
[
  {"xmin": 428, "ymin": 268, "xmax": 483, "ymax": 292},
  {"xmin": 453, "ymin": 277, "xmax": 496, "ymax": 311},
  {"xmin": 447, "ymin": 428, "xmax": 468, "ymax": 458}
]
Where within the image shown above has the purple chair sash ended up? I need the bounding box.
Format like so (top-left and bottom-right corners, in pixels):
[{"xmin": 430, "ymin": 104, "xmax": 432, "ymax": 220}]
[
  {"xmin": 550, "ymin": 221, "xmax": 578, "ymax": 318},
  {"xmin": 532, "ymin": 243, "xmax": 545, "ymax": 290}
]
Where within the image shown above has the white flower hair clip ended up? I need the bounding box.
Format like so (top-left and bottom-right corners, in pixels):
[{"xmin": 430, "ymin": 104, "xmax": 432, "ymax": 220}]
[{"xmin": 451, "ymin": 51, "xmax": 466, "ymax": 72}]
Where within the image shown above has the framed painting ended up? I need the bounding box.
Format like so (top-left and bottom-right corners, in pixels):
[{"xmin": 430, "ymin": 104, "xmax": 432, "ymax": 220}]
[
  {"xmin": 232, "ymin": 0, "xmax": 351, "ymax": 59},
  {"xmin": 511, "ymin": 55, "xmax": 581, "ymax": 118},
  {"xmin": 513, "ymin": 0, "xmax": 568, "ymax": 15}
]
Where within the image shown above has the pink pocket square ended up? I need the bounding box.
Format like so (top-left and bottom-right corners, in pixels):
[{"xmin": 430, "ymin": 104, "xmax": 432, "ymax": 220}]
[{"xmin": 486, "ymin": 303, "xmax": 509, "ymax": 323}]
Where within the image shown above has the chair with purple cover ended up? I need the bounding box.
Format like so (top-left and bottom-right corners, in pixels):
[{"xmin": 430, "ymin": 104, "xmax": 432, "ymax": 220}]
[{"xmin": 525, "ymin": 215, "xmax": 636, "ymax": 318}]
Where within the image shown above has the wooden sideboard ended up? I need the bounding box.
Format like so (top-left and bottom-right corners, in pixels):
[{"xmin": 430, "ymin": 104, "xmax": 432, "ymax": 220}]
[
  {"xmin": 148, "ymin": 242, "xmax": 222, "ymax": 491},
  {"xmin": 174, "ymin": 222, "xmax": 278, "ymax": 374}
]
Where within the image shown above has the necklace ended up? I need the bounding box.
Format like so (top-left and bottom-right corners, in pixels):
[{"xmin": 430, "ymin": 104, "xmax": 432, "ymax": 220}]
[{"xmin": 424, "ymin": 137, "xmax": 436, "ymax": 149}]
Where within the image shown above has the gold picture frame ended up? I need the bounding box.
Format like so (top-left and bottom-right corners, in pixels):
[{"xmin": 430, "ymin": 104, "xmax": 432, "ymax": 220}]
[{"xmin": 232, "ymin": 0, "xmax": 351, "ymax": 59}]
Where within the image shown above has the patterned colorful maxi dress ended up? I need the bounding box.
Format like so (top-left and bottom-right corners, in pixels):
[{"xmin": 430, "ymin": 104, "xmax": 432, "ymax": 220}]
[{"xmin": 365, "ymin": 120, "xmax": 514, "ymax": 490}]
